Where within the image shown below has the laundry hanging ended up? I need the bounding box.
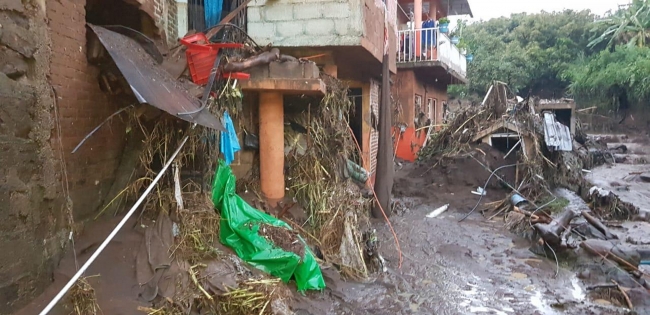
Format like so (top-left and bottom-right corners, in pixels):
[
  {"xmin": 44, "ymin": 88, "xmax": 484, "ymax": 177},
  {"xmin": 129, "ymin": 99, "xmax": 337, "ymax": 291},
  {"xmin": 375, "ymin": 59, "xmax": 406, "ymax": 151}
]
[
  {"xmin": 204, "ymin": 0, "xmax": 224, "ymax": 29},
  {"xmin": 220, "ymin": 111, "xmax": 241, "ymax": 165}
]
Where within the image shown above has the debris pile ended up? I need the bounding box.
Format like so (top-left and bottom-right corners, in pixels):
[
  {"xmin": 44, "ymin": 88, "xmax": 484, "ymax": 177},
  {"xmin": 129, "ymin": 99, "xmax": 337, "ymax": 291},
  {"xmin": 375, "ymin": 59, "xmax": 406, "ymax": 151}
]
[
  {"xmin": 281, "ymin": 75, "xmax": 373, "ymax": 280},
  {"xmin": 89, "ymin": 52, "xmax": 372, "ymax": 313},
  {"xmin": 417, "ymin": 81, "xmax": 649, "ymax": 311}
]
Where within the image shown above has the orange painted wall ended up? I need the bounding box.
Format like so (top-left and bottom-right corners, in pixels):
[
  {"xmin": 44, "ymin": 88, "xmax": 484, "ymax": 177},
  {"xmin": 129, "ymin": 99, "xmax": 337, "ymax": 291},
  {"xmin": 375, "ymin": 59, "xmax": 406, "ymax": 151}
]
[{"xmin": 392, "ymin": 126, "xmax": 428, "ymax": 162}]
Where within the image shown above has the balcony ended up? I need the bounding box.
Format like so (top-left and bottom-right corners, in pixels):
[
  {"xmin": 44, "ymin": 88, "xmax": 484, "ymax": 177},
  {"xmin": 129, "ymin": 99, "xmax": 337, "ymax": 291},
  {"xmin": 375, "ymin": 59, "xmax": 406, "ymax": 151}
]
[{"xmin": 397, "ymin": 27, "xmax": 467, "ymax": 83}]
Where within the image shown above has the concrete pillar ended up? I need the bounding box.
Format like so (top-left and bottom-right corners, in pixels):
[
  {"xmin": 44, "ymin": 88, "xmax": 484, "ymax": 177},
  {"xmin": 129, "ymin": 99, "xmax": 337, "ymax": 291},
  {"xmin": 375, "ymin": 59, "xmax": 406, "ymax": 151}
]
[
  {"xmin": 259, "ymin": 92, "xmax": 285, "ymax": 206},
  {"xmin": 414, "ymin": 0, "xmax": 422, "ymax": 56}
]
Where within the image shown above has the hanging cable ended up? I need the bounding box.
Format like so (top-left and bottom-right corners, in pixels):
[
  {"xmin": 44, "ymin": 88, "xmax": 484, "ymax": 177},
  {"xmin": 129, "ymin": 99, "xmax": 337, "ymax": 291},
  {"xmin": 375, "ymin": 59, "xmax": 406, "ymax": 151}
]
[{"xmin": 459, "ymin": 163, "xmax": 519, "ymax": 222}]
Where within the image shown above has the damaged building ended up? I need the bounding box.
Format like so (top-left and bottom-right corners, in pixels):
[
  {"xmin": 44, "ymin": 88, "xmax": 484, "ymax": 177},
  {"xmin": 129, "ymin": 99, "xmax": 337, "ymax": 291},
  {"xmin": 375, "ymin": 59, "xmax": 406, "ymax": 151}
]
[
  {"xmin": 1, "ymin": 0, "xmax": 189, "ymax": 312},
  {"xmin": 392, "ymin": 0, "xmax": 472, "ymax": 162},
  {"xmin": 2, "ymin": 0, "xmax": 399, "ymax": 312}
]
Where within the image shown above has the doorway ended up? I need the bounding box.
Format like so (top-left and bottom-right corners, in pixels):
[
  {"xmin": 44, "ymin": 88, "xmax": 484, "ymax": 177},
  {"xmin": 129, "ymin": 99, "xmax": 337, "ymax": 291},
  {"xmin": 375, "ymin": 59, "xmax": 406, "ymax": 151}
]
[{"xmin": 348, "ymin": 88, "xmax": 363, "ymax": 164}]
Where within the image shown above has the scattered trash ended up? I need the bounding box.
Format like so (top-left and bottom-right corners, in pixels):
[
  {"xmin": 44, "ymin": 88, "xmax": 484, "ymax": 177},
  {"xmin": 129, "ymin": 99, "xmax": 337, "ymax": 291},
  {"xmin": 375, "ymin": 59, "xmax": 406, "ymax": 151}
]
[
  {"xmin": 426, "ymin": 204, "xmax": 450, "ymax": 218},
  {"xmin": 471, "ymin": 187, "xmax": 486, "ymax": 196}
]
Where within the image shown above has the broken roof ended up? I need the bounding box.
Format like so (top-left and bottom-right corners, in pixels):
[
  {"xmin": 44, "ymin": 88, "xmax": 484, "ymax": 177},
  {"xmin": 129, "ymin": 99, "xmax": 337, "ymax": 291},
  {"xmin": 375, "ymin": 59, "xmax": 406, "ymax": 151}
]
[
  {"xmin": 88, "ymin": 24, "xmax": 224, "ymax": 131},
  {"xmin": 441, "ymin": 0, "xmax": 473, "ymax": 17}
]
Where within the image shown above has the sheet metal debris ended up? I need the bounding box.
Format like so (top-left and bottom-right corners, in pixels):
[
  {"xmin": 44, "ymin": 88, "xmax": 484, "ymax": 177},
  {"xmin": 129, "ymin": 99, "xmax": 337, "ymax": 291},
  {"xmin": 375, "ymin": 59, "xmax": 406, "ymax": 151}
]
[
  {"xmin": 542, "ymin": 112, "xmax": 572, "ymax": 152},
  {"xmin": 88, "ymin": 24, "xmax": 224, "ymax": 131}
]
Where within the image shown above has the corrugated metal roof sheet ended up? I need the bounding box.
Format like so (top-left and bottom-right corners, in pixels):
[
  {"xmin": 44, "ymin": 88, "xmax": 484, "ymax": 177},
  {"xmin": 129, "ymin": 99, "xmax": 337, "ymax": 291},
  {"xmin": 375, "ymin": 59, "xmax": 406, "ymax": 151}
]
[
  {"xmin": 542, "ymin": 112, "xmax": 572, "ymax": 152},
  {"xmin": 88, "ymin": 24, "xmax": 224, "ymax": 131}
]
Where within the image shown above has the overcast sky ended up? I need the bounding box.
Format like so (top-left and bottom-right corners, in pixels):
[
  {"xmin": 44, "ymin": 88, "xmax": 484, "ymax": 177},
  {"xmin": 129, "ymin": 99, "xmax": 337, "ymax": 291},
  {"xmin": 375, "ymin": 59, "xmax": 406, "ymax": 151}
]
[{"xmin": 466, "ymin": 0, "xmax": 632, "ymax": 21}]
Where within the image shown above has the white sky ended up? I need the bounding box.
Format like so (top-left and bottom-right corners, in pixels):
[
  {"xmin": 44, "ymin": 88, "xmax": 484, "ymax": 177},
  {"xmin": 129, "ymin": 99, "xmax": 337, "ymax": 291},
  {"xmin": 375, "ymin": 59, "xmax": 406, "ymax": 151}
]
[{"xmin": 465, "ymin": 0, "xmax": 632, "ymax": 21}]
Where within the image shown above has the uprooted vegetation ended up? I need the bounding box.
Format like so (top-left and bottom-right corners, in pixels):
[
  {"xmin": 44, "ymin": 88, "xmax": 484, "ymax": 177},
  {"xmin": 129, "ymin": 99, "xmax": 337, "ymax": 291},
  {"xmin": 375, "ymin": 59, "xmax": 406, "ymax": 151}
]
[{"xmin": 282, "ymin": 75, "xmax": 372, "ymax": 279}]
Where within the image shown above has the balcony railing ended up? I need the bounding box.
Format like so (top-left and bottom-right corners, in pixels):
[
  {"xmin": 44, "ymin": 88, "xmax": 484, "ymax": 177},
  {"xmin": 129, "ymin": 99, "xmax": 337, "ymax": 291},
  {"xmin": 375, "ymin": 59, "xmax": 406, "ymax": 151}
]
[{"xmin": 397, "ymin": 27, "xmax": 467, "ymax": 78}]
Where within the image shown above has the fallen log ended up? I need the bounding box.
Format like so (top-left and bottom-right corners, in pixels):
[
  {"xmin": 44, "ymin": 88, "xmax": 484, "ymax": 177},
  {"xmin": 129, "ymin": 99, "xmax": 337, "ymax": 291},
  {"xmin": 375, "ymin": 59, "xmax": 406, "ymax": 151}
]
[
  {"xmin": 533, "ymin": 209, "xmax": 580, "ymax": 246},
  {"xmin": 223, "ymin": 48, "xmax": 280, "ymax": 72},
  {"xmin": 581, "ymin": 211, "xmax": 617, "ymax": 240},
  {"xmin": 513, "ymin": 206, "xmax": 552, "ymax": 224}
]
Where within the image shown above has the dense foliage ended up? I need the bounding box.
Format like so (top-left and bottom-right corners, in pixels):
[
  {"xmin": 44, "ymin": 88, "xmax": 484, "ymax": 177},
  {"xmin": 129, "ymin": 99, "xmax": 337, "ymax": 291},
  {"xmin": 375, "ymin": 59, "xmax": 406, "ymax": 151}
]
[{"xmin": 451, "ymin": 0, "xmax": 650, "ymax": 108}]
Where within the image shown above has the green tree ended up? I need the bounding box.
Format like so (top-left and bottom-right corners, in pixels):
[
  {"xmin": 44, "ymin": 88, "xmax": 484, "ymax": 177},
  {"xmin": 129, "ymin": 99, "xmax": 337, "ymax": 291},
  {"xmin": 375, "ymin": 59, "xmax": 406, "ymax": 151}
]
[
  {"xmin": 456, "ymin": 10, "xmax": 598, "ymax": 97},
  {"xmin": 563, "ymin": 46, "xmax": 650, "ymax": 108}
]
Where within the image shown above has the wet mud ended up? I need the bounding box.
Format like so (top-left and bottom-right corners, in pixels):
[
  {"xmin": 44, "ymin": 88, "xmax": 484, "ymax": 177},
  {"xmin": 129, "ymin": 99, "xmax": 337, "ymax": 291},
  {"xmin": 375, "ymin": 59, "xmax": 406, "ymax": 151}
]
[{"xmin": 17, "ymin": 134, "xmax": 650, "ymax": 315}]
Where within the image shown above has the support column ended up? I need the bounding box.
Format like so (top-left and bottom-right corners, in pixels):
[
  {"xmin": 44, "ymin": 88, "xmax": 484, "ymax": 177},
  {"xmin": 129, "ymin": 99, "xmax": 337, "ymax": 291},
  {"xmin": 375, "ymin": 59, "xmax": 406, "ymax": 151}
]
[
  {"xmin": 259, "ymin": 92, "xmax": 284, "ymax": 206},
  {"xmin": 414, "ymin": 0, "xmax": 423, "ymax": 57}
]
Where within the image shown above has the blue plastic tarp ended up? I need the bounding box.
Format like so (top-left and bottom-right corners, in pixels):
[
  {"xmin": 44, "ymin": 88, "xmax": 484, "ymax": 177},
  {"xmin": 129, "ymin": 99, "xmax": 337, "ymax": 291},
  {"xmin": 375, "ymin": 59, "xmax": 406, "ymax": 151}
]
[{"xmin": 205, "ymin": 0, "xmax": 224, "ymax": 29}]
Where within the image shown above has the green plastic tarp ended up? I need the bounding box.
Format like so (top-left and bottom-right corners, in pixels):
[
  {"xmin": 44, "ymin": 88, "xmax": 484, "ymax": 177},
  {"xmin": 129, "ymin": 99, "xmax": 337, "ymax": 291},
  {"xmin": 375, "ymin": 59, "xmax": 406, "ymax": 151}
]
[{"xmin": 211, "ymin": 160, "xmax": 325, "ymax": 291}]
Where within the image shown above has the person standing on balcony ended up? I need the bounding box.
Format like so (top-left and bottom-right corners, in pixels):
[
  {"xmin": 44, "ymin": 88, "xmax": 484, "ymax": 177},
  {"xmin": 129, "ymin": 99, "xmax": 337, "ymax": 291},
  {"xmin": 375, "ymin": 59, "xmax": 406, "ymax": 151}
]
[{"xmin": 421, "ymin": 15, "xmax": 435, "ymax": 57}]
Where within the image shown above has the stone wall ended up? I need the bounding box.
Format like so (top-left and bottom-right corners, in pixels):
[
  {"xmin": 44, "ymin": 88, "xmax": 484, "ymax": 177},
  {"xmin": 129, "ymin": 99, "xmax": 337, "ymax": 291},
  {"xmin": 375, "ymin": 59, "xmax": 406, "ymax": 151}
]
[
  {"xmin": 0, "ymin": 0, "xmax": 183, "ymax": 311},
  {"xmin": 0, "ymin": 1, "xmax": 67, "ymax": 312}
]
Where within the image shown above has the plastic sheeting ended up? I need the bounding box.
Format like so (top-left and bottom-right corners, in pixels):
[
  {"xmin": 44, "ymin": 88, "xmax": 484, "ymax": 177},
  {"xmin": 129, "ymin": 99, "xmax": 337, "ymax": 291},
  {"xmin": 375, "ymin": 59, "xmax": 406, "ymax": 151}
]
[
  {"xmin": 211, "ymin": 160, "xmax": 326, "ymax": 291},
  {"xmin": 204, "ymin": 0, "xmax": 223, "ymax": 29},
  {"xmin": 220, "ymin": 111, "xmax": 241, "ymax": 165}
]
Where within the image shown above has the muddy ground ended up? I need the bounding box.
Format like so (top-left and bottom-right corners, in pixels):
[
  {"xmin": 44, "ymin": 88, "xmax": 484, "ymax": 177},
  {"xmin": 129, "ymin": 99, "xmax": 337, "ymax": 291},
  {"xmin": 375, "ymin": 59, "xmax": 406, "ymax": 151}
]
[{"xmin": 16, "ymin": 132, "xmax": 650, "ymax": 315}]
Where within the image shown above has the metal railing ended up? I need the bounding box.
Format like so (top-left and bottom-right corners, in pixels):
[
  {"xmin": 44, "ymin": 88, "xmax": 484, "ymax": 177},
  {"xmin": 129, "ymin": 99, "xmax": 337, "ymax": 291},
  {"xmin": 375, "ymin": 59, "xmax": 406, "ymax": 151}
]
[{"xmin": 397, "ymin": 27, "xmax": 466, "ymax": 77}]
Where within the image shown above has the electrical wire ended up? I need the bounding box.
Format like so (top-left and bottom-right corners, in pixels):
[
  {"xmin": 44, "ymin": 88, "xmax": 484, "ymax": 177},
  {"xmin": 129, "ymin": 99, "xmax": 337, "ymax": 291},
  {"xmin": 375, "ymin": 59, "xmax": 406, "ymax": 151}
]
[
  {"xmin": 347, "ymin": 126, "xmax": 403, "ymax": 269},
  {"xmin": 459, "ymin": 164, "xmax": 519, "ymax": 222}
]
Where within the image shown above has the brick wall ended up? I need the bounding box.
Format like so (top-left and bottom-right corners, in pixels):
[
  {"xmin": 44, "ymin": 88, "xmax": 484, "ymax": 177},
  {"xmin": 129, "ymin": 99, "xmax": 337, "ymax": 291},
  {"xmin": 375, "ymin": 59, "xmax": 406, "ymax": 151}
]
[
  {"xmin": 154, "ymin": 0, "xmax": 179, "ymax": 46},
  {"xmin": 393, "ymin": 69, "xmax": 448, "ymax": 128},
  {"xmin": 167, "ymin": 0, "xmax": 179, "ymax": 43},
  {"xmin": 47, "ymin": 0, "xmax": 128, "ymax": 220}
]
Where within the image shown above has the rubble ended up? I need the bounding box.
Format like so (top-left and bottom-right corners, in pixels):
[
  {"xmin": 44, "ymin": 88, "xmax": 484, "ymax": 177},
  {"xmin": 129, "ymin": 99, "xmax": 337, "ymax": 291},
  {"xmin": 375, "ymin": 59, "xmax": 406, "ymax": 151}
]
[{"xmin": 416, "ymin": 81, "xmax": 650, "ymax": 312}]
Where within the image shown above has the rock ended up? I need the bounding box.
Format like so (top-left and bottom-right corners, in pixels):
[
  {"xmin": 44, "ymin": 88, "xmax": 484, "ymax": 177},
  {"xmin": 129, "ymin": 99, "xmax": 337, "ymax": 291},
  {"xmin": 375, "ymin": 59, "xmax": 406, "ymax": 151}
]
[
  {"xmin": 580, "ymin": 239, "xmax": 641, "ymax": 271},
  {"xmin": 640, "ymin": 173, "xmax": 650, "ymax": 183},
  {"xmin": 0, "ymin": 45, "xmax": 28, "ymax": 79}
]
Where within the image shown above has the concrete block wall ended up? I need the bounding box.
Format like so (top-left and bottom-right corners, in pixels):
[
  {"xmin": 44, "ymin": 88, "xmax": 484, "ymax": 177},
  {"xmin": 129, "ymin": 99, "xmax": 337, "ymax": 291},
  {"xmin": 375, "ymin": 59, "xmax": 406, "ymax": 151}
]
[
  {"xmin": 154, "ymin": 0, "xmax": 179, "ymax": 46},
  {"xmin": 247, "ymin": 0, "xmax": 365, "ymax": 46}
]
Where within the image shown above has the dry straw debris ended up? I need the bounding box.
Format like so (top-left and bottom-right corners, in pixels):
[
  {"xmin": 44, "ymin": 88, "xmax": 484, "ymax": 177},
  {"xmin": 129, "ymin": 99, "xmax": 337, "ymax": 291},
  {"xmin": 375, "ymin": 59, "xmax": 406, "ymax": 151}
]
[{"xmin": 67, "ymin": 275, "xmax": 101, "ymax": 315}]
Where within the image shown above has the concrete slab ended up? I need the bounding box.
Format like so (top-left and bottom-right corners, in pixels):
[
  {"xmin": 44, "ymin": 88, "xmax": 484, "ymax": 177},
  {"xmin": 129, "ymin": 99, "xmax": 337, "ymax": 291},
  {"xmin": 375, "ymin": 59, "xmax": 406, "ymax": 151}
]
[
  {"xmin": 243, "ymin": 61, "xmax": 325, "ymax": 94},
  {"xmin": 239, "ymin": 78, "xmax": 326, "ymax": 95}
]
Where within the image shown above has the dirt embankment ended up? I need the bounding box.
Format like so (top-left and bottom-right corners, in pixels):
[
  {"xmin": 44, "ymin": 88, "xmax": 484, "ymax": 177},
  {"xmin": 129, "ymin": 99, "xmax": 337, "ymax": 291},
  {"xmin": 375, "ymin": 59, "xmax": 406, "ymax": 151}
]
[{"xmin": 394, "ymin": 143, "xmax": 516, "ymax": 211}]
